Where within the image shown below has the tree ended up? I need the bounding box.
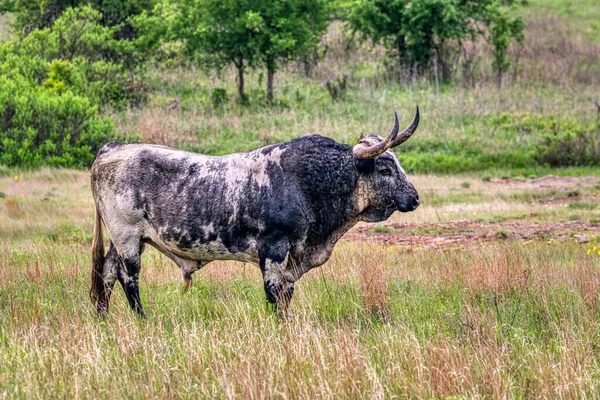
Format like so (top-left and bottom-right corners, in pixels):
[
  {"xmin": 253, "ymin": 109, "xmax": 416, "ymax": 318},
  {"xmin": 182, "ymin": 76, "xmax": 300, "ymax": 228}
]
[
  {"xmin": 251, "ymin": 0, "xmax": 329, "ymax": 102},
  {"xmin": 141, "ymin": 0, "xmax": 329, "ymax": 102},
  {"xmin": 144, "ymin": 0, "xmax": 261, "ymax": 101},
  {"xmin": 484, "ymin": 2, "xmax": 524, "ymax": 88},
  {"xmin": 348, "ymin": 0, "xmax": 524, "ymax": 83}
]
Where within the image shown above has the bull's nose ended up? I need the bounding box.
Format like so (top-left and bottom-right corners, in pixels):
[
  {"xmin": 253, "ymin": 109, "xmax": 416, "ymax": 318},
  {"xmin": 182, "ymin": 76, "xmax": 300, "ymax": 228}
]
[{"xmin": 411, "ymin": 195, "xmax": 420, "ymax": 210}]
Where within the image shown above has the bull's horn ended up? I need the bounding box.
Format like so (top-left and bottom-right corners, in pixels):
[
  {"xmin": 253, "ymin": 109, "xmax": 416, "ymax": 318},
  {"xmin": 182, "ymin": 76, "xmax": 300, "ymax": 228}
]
[
  {"xmin": 352, "ymin": 111, "xmax": 400, "ymax": 159},
  {"xmin": 391, "ymin": 106, "xmax": 419, "ymax": 147}
]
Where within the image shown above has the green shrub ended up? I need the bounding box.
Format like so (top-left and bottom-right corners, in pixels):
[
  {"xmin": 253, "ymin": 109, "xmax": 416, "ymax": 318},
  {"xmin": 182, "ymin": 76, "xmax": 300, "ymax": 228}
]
[
  {"xmin": 0, "ymin": 76, "xmax": 119, "ymax": 168},
  {"xmin": 0, "ymin": 6, "xmax": 140, "ymax": 168},
  {"xmin": 211, "ymin": 88, "xmax": 229, "ymax": 108},
  {"xmin": 489, "ymin": 112, "xmax": 600, "ymax": 168},
  {"xmin": 567, "ymin": 201, "xmax": 598, "ymax": 210},
  {"xmin": 536, "ymin": 123, "xmax": 600, "ymax": 167},
  {"xmin": 4, "ymin": 0, "xmax": 156, "ymax": 40},
  {"xmin": 0, "ymin": 6, "xmax": 148, "ymax": 109},
  {"xmin": 508, "ymin": 114, "xmax": 600, "ymax": 167},
  {"xmin": 373, "ymin": 225, "xmax": 393, "ymax": 234}
]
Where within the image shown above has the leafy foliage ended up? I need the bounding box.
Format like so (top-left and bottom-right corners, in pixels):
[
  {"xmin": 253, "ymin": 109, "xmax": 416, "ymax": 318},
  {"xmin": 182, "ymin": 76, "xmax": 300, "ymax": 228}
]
[
  {"xmin": 535, "ymin": 120, "xmax": 600, "ymax": 167},
  {"xmin": 484, "ymin": 2, "xmax": 525, "ymax": 86},
  {"xmin": 1, "ymin": 0, "xmax": 156, "ymax": 39},
  {"xmin": 138, "ymin": 0, "xmax": 330, "ymax": 101},
  {"xmin": 0, "ymin": 75, "xmax": 119, "ymax": 168},
  {"xmin": 348, "ymin": 0, "xmax": 524, "ymax": 82},
  {"xmin": 493, "ymin": 112, "xmax": 600, "ymax": 168},
  {"xmin": 0, "ymin": 6, "xmax": 148, "ymax": 107},
  {"xmin": 0, "ymin": 7, "xmax": 139, "ymax": 168}
]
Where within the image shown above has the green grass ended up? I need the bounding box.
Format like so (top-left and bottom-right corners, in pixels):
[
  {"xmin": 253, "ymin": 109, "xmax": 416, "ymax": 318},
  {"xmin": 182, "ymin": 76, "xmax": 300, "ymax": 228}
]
[
  {"xmin": 1, "ymin": 0, "xmax": 600, "ymax": 397},
  {"xmin": 2, "ymin": 165, "xmax": 600, "ymax": 397},
  {"xmin": 2, "ymin": 237, "xmax": 600, "ymax": 397},
  {"xmin": 568, "ymin": 201, "xmax": 598, "ymax": 210}
]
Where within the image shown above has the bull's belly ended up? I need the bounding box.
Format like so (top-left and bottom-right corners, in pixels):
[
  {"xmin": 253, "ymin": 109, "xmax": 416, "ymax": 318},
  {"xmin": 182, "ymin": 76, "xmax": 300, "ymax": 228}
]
[{"xmin": 148, "ymin": 231, "xmax": 260, "ymax": 265}]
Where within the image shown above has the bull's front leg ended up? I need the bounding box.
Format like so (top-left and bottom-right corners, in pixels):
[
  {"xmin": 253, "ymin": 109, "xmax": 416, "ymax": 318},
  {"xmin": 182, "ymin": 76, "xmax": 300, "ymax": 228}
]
[{"xmin": 259, "ymin": 235, "xmax": 294, "ymax": 317}]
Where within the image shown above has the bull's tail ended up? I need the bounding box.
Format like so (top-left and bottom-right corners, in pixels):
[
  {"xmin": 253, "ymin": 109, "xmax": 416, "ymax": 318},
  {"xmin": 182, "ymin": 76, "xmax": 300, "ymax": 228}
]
[{"xmin": 90, "ymin": 206, "xmax": 105, "ymax": 307}]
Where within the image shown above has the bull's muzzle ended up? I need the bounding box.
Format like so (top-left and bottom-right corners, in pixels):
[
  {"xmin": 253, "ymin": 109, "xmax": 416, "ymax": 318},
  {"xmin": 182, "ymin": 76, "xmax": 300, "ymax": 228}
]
[{"xmin": 397, "ymin": 192, "xmax": 419, "ymax": 212}]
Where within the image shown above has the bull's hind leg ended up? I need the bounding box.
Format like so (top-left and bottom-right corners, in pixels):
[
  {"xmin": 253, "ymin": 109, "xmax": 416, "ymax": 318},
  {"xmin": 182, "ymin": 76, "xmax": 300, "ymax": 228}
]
[
  {"xmin": 96, "ymin": 242, "xmax": 120, "ymax": 316},
  {"xmin": 115, "ymin": 239, "xmax": 147, "ymax": 318}
]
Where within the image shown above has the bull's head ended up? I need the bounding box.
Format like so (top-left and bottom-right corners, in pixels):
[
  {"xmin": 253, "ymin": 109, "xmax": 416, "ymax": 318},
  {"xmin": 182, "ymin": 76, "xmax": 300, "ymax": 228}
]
[{"xmin": 353, "ymin": 107, "xmax": 420, "ymax": 221}]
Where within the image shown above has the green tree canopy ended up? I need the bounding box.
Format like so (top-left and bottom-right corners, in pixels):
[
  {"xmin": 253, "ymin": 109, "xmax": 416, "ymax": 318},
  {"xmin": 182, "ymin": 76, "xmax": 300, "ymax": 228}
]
[
  {"xmin": 348, "ymin": 0, "xmax": 523, "ymax": 83},
  {"xmin": 1, "ymin": 0, "xmax": 156, "ymax": 39},
  {"xmin": 140, "ymin": 0, "xmax": 329, "ymax": 101}
]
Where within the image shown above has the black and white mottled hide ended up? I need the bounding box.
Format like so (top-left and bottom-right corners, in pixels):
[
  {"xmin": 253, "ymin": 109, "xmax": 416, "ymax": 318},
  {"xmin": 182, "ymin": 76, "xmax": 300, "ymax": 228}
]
[{"xmin": 90, "ymin": 134, "xmax": 419, "ymax": 317}]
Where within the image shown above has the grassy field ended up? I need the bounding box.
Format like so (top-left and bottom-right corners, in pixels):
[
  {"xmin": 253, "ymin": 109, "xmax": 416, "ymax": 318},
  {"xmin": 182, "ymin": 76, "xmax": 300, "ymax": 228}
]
[
  {"xmin": 1, "ymin": 170, "xmax": 600, "ymax": 398},
  {"xmin": 1, "ymin": 0, "xmax": 600, "ymax": 398}
]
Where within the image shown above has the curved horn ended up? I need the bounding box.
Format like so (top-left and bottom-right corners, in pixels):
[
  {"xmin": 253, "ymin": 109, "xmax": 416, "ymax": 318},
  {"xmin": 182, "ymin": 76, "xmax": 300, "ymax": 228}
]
[
  {"xmin": 391, "ymin": 105, "xmax": 419, "ymax": 147},
  {"xmin": 352, "ymin": 111, "xmax": 400, "ymax": 159}
]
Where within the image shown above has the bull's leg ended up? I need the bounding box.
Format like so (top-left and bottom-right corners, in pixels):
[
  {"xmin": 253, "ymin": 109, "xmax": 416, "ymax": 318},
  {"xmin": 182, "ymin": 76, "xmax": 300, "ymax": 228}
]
[
  {"xmin": 260, "ymin": 236, "xmax": 294, "ymax": 317},
  {"xmin": 115, "ymin": 241, "xmax": 146, "ymax": 318},
  {"xmin": 96, "ymin": 242, "xmax": 120, "ymax": 316}
]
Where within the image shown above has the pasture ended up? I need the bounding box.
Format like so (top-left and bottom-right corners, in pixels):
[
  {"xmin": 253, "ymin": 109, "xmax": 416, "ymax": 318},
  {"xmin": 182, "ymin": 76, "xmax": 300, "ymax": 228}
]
[
  {"xmin": 2, "ymin": 170, "xmax": 600, "ymax": 398},
  {"xmin": 1, "ymin": 0, "xmax": 600, "ymax": 397}
]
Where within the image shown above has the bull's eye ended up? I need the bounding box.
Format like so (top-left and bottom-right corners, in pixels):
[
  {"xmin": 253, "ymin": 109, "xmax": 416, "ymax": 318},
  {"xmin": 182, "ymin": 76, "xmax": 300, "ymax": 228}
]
[{"xmin": 379, "ymin": 168, "xmax": 392, "ymax": 176}]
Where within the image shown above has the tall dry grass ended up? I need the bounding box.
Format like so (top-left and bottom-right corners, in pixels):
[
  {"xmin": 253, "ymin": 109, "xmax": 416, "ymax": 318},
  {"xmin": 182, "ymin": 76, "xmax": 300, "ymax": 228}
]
[
  {"xmin": 2, "ymin": 170, "xmax": 600, "ymax": 398},
  {"xmin": 2, "ymin": 235, "xmax": 600, "ymax": 398}
]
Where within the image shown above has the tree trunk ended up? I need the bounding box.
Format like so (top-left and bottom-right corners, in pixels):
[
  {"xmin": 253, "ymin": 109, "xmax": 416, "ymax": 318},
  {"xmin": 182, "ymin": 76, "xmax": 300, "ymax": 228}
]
[
  {"xmin": 237, "ymin": 63, "xmax": 245, "ymax": 101},
  {"xmin": 303, "ymin": 55, "xmax": 311, "ymax": 78},
  {"xmin": 433, "ymin": 56, "xmax": 439, "ymax": 96},
  {"xmin": 396, "ymin": 37, "xmax": 407, "ymax": 69},
  {"xmin": 267, "ymin": 67, "xmax": 274, "ymax": 103},
  {"xmin": 496, "ymin": 68, "xmax": 502, "ymax": 89}
]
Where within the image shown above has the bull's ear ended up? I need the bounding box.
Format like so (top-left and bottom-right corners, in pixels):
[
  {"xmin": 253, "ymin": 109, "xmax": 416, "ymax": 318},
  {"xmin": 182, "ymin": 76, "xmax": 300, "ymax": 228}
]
[{"xmin": 355, "ymin": 158, "xmax": 375, "ymax": 173}]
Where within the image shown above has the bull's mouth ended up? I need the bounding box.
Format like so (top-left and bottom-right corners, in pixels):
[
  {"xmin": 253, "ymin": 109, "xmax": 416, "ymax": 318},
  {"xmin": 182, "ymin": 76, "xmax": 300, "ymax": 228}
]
[{"xmin": 395, "ymin": 196, "xmax": 420, "ymax": 213}]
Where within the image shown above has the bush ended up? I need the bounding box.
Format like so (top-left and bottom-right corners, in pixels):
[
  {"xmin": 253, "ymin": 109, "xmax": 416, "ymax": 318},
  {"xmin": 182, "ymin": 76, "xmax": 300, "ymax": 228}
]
[
  {"xmin": 535, "ymin": 122, "xmax": 600, "ymax": 167},
  {"xmin": 491, "ymin": 112, "xmax": 600, "ymax": 168},
  {"xmin": 0, "ymin": 6, "xmax": 141, "ymax": 168},
  {"xmin": 0, "ymin": 6, "xmax": 148, "ymax": 109},
  {"xmin": 0, "ymin": 76, "xmax": 119, "ymax": 168},
  {"xmin": 211, "ymin": 88, "xmax": 228, "ymax": 108},
  {"xmin": 3, "ymin": 0, "xmax": 156, "ymax": 39}
]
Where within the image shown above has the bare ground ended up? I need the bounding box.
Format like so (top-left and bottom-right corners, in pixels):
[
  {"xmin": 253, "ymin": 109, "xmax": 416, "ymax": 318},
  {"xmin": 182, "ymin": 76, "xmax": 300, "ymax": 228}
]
[
  {"xmin": 345, "ymin": 175, "xmax": 600, "ymax": 248},
  {"xmin": 344, "ymin": 219, "xmax": 600, "ymax": 249}
]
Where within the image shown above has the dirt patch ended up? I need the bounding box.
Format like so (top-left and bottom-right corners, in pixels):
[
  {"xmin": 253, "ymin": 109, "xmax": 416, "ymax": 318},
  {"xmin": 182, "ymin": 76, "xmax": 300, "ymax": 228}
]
[
  {"xmin": 493, "ymin": 175, "xmax": 599, "ymax": 190},
  {"xmin": 343, "ymin": 220, "xmax": 600, "ymax": 248}
]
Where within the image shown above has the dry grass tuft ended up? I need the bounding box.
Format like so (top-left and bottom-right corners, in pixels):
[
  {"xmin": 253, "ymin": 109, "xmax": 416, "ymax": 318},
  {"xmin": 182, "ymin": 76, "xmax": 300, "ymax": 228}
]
[
  {"xmin": 4, "ymin": 198, "xmax": 21, "ymax": 218},
  {"xmin": 357, "ymin": 246, "xmax": 390, "ymax": 321}
]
